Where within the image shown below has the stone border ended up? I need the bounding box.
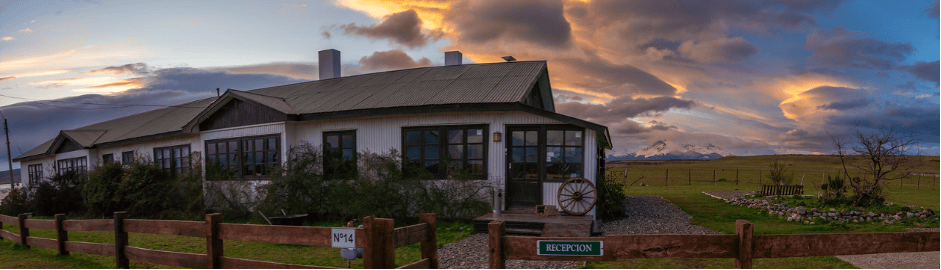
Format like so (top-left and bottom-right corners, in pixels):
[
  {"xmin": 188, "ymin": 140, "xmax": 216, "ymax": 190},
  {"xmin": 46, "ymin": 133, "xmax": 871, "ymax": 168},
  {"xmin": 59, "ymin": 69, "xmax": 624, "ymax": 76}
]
[{"xmin": 703, "ymin": 192, "xmax": 938, "ymax": 224}]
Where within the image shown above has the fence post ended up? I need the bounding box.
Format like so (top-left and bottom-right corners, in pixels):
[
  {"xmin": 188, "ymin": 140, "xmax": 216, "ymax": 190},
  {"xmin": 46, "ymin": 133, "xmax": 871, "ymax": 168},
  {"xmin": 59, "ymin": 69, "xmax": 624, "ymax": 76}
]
[
  {"xmin": 734, "ymin": 220, "xmax": 754, "ymax": 269},
  {"xmin": 363, "ymin": 216, "xmax": 394, "ymax": 269},
  {"xmin": 758, "ymin": 170, "xmax": 762, "ymax": 185},
  {"xmin": 206, "ymin": 213, "xmax": 223, "ymax": 268},
  {"xmin": 114, "ymin": 212, "xmax": 129, "ymax": 269},
  {"xmin": 488, "ymin": 220, "xmax": 506, "ymax": 269},
  {"xmin": 688, "ymin": 169, "xmax": 691, "ymax": 185},
  {"xmin": 18, "ymin": 214, "xmax": 28, "ymax": 248},
  {"xmin": 55, "ymin": 214, "xmax": 68, "ymax": 256},
  {"xmin": 918, "ymin": 174, "xmax": 921, "ymax": 189},
  {"xmin": 736, "ymin": 169, "xmax": 739, "ymax": 185},
  {"xmin": 713, "ymin": 170, "xmax": 716, "ymax": 185},
  {"xmin": 419, "ymin": 213, "xmax": 438, "ymax": 269},
  {"xmin": 665, "ymin": 169, "xmax": 669, "ymax": 186}
]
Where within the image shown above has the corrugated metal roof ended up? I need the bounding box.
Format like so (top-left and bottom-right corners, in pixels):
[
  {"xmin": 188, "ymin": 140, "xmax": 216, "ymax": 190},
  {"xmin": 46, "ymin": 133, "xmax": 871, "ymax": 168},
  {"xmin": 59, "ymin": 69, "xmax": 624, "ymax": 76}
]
[{"xmin": 17, "ymin": 61, "xmax": 604, "ymax": 161}]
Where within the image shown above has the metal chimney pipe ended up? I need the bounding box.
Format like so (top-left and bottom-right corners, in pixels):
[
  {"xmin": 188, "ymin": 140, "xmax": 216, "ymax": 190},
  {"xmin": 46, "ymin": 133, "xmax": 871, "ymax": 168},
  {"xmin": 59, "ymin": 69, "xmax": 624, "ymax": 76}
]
[
  {"xmin": 445, "ymin": 51, "xmax": 462, "ymax": 66},
  {"xmin": 319, "ymin": 49, "xmax": 341, "ymax": 79}
]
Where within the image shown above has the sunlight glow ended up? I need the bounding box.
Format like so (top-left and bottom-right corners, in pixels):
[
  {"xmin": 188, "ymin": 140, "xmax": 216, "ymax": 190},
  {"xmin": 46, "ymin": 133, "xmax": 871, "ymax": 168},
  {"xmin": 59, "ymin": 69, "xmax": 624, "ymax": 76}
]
[{"xmin": 335, "ymin": 0, "xmax": 449, "ymax": 29}]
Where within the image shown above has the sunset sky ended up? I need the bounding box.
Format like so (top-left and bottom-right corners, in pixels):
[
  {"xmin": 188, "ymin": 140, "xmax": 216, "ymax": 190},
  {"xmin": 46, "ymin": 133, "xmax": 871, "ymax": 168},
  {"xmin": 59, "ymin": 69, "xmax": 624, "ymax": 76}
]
[{"xmin": 0, "ymin": 0, "xmax": 938, "ymax": 171}]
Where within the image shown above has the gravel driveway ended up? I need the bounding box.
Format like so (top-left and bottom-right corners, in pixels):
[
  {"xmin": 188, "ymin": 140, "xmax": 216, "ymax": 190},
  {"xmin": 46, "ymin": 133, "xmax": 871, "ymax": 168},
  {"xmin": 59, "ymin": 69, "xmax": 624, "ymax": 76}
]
[{"xmin": 437, "ymin": 195, "xmax": 715, "ymax": 268}]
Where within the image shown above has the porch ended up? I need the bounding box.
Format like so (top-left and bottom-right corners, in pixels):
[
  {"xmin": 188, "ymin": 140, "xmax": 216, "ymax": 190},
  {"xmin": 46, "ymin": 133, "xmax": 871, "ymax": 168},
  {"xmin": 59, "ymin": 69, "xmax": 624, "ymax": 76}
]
[{"xmin": 472, "ymin": 212, "xmax": 600, "ymax": 237}]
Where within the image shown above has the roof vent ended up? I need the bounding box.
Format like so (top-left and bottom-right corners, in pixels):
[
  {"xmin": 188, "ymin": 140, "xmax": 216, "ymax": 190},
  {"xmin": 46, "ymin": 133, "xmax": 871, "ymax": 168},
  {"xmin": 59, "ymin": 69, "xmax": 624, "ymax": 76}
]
[
  {"xmin": 501, "ymin": 56, "xmax": 516, "ymax": 62},
  {"xmin": 319, "ymin": 49, "xmax": 341, "ymax": 79},
  {"xmin": 445, "ymin": 51, "xmax": 462, "ymax": 66}
]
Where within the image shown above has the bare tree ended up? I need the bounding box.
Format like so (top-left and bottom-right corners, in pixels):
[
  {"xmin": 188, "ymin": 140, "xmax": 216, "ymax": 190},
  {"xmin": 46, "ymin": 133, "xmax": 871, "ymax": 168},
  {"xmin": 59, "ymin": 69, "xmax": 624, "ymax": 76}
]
[{"xmin": 831, "ymin": 126, "xmax": 916, "ymax": 206}]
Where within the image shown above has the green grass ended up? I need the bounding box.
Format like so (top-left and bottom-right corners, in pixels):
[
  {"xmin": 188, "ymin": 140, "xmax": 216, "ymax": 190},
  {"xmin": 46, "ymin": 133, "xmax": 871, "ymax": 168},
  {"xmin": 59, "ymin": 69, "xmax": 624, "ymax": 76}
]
[
  {"xmin": 0, "ymin": 219, "xmax": 475, "ymax": 269},
  {"xmin": 588, "ymin": 157, "xmax": 940, "ymax": 269}
]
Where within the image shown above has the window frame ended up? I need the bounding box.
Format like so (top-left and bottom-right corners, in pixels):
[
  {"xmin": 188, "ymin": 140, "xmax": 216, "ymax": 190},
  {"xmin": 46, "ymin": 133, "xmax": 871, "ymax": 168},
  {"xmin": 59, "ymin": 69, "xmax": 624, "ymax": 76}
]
[
  {"xmin": 27, "ymin": 164, "xmax": 42, "ymax": 186},
  {"xmin": 121, "ymin": 151, "xmax": 134, "ymax": 164},
  {"xmin": 154, "ymin": 144, "xmax": 192, "ymax": 176},
  {"xmin": 204, "ymin": 134, "xmax": 281, "ymax": 180},
  {"xmin": 402, "ymin": 125, "xmax": 488, "ymax": 179},
  {"xmin": 102, "ymin": 153, "xmax": 115, "ymax": 164},
  {"xmin": 323, "ymin": 130, "xmax": 357, "ymax": 180},
  {"xmin": 56, "ymin": 156, "xmax": 87, "ymax": 175}
]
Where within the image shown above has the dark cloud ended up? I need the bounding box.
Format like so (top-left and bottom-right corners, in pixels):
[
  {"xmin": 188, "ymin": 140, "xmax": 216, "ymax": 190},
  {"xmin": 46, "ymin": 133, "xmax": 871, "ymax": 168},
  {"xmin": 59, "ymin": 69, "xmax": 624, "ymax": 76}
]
[
  {"xmin": 824, "ymin": 103, "xmax": 940, "ymax": 145},
  {"xmin": 2, "ymin": 66, "xmax": 304, "ymax": 168},
  {"xmin": 555, "ymin": 95, "xmax": 695, "ymax": 126},
  {"xmin": 817, "ymin": 98, "xmax": 872, "ymax": 111},
  {"xmin": 444, "ymin": 0, "xmax": 571, "ymax": 48},
  {"xmin": 926, "ymin": 1, "xmax": 939, "ymax": 18},
  {"xmin": 357, "ymin": 49, "xmax": 432, "ymax": 71},
  {"xmin": 900, "ymin": 60, "xmax": 940, "ymax": 84},
  {"xmin": 678, "ymin": 37, "xmax": 758, "ymax": 63},
  {"xmin": 89, "ymin": 63, "xmax": 150, "ymax": 75},
  {"xmin": 0, "ymin": 76, "xmax": 15, "ymax": 81},
  {"xmin": 335, "ymin": 9, "xmax": 438, "ymax": 49},
  {"xmin": 556, "ymin": 53, "xmax": 677, "ymax": 96},
  {"xmin": 212, "ymin": 62, "xmax": 318, "ymax": 80},
  {"xmin": 778, "ymin": 128, "xmax": 834, "ymax": 151},
  {"xmin": 805, "ymin": 27, "xmax": 913, "ymax": 70}
]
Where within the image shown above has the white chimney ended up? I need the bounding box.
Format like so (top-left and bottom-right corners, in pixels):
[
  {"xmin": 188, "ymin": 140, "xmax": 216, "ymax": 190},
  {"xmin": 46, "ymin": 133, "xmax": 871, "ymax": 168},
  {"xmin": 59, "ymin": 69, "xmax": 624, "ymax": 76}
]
[
  {"xmin": 319, "ymin": 49, "xmax": 341, "ymax": 79},
  {"xmin": 445, "ymin": 51, "xmax": 462, "ymax": 66}
]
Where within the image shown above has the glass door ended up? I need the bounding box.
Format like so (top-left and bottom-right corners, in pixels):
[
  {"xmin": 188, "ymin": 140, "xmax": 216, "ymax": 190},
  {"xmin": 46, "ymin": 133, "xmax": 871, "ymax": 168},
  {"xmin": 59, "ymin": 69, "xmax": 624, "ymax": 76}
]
[{"xmin": 506, "ymin": 127, "xmax": 541, "ymax": 209}]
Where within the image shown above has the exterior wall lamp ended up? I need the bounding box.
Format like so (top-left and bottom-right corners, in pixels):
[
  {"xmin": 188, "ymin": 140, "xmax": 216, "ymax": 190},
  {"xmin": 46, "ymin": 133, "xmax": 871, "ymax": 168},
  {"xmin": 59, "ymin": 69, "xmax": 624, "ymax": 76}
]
[{"xmin": 493, "ymin": 132, "xmax": 502, "ymax": 142}]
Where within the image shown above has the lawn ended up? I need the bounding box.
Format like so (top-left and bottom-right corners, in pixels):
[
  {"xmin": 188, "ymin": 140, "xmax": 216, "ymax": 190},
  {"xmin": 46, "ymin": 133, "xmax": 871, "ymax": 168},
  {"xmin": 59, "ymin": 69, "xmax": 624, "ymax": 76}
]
[
  {"xmin": 0, "ymin": 219, "xmax": 475, "ymax": 269},
  {"xmin": 589, "ymin": 156, "xmax": 939, "ymax": 269}
]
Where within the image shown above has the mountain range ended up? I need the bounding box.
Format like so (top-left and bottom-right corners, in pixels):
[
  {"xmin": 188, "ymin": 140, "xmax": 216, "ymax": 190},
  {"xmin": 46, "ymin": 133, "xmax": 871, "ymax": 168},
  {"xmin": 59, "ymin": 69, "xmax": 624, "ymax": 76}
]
[{"xmin": 607, "ymin": 140, "xmax": 733, "ymax": 160}]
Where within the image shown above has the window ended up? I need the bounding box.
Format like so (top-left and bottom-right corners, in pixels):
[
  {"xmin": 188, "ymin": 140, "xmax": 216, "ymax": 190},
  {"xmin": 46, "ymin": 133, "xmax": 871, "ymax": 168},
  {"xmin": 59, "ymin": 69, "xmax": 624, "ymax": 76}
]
[
  {"xmin": 544, "ymin": 129, "xmax": 583, "ymax": 180},
  {"xmin": 122, "ymin": 151, "xmax": 134, "ymax": 164},
  {"xmin": 102, "ymin": 153, "xmax": 114, "ymax": 164},
  {"xmin": 154, "ymin": 145, "xmax": 191, "ymax": 175},
  {"xmin": 403, "ymin": 125, "xmax": 487, "ymax": 179},
  {"xmin": 27, "ymin": 164, "xmax": 42, "ymax": 186},
  {"xmin": 324, "ymin": 131, "xmax": 356, "ymax": 179},
  {"xmin": 205, "ymin": 134, "xmax": 280, "ymax": 179},
  {"xmin": 57, "ymin": 157, "xmax": 87, "ymax": 175}
]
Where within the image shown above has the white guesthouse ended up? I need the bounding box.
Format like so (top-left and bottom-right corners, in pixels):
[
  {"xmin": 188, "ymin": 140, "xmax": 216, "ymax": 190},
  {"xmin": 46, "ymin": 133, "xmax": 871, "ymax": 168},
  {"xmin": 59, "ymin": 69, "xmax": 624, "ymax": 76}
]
[{"xmin": 14, "ymin": 50, "xmax": 612, "ymax": 217}]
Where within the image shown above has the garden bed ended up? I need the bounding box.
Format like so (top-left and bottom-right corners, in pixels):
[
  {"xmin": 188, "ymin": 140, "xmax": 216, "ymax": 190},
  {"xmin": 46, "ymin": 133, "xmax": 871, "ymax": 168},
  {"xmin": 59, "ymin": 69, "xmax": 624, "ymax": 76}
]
[{"xmin": 704, "ymin": 192, "xmax": 938, "ymax": 225}]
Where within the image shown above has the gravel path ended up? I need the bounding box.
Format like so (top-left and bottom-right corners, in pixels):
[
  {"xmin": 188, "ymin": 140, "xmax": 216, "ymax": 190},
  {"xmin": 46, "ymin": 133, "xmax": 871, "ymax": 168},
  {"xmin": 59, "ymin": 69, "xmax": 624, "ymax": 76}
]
[{"xmin": 437, "ymin": 195, "xmax": 715, "ymax": 268}]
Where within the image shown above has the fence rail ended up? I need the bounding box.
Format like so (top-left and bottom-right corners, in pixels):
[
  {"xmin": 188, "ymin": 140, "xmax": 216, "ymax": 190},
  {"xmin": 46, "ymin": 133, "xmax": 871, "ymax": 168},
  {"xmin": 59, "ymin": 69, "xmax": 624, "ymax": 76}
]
[
  {"xmin": 488, "ymin": 220, "xmax": 939, "ymax": 269},
  {"xmin": 610, "ymin": 167, "xmax": 940, "ymax": 189},
  {"xmin": 0, "ymin": 212, "xmax": 438, "ymax": 269}
]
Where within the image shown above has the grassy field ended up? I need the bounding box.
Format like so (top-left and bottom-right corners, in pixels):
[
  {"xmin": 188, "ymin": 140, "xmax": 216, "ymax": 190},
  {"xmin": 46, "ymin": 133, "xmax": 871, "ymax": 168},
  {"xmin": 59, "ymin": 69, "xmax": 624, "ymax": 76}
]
[
  {"xmin": 0, "ymin": 219, "xmax": 475, "ymax": 269},
  {"xmin": 589, "ymin": 155, "xmax": 939, "ymax": 269},
  {"xmin": 608, "ymin": 155, "xmax": 940, "ymax": 211}
]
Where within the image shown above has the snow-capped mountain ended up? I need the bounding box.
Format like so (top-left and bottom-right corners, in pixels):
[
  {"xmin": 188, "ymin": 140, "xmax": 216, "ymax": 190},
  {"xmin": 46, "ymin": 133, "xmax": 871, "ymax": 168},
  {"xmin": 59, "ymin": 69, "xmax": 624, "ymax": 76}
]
[{"xmin": 607, "ymin": 140, "xmax": 733, "ymax": 160}]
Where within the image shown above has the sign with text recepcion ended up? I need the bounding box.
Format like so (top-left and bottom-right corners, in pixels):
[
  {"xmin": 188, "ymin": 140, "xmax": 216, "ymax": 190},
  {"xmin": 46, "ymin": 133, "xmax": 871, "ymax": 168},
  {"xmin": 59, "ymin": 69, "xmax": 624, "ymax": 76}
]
[{"xmin": 537, "ymin": 240, "xmax": 603, "ymax": 256}]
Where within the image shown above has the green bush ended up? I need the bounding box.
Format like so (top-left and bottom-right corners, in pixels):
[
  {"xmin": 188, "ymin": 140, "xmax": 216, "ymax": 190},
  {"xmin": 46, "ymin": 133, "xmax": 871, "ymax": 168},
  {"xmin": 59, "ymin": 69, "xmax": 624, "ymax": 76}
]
[
  {"xmin": 32, "ymin": 171, "xmax": 86, "ymax": 216},
  {"xmin": 766, "ymin": 160, "xmax": 794, "ymax": 185},
  {"xmin": 82, "ymin": 157, "xmax": 204, "ymax": 219},
  {"xmin": 598, "ymin": 170, "xmax": 627, "ymax": 221},
  {"xmin": 254, "ymin": 143, "xmax": 492, "ymax": 224},
  {"xmin": 0, "ymin": 187, "xmax": 31, "ymax": 216}
]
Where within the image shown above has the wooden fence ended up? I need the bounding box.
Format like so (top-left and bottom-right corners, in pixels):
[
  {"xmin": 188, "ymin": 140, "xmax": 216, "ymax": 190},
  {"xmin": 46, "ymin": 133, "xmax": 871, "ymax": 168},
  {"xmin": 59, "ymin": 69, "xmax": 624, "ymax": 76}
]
[
  {"xmin": 0, "ymin": 212, "xmax": 438, "ymax": 269},
  {"xmin": 760, "ymin": 185, "xmax": 804, "ymax": 196},
  {"xmin": 612, "ymin": 168, "xmax": 940, "ymax": 189},
  {"xmin": 488, "ymin": 220, "xmax": 939, "ymax": 269}
]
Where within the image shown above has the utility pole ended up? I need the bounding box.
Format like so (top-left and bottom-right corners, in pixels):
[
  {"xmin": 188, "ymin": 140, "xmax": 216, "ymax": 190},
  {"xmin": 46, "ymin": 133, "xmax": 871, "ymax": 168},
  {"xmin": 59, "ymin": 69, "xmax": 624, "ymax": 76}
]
[{"xmin": 5, "ymin": 119, "xmax": 13, "ymax": 190}]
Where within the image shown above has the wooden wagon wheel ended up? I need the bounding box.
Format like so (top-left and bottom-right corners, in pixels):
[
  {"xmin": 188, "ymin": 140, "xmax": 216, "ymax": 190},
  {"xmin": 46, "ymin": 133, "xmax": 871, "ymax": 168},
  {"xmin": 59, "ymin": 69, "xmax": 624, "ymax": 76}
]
[{"xmin": 557, "ymin": 177, "xmax": 596, "ymax": 216}]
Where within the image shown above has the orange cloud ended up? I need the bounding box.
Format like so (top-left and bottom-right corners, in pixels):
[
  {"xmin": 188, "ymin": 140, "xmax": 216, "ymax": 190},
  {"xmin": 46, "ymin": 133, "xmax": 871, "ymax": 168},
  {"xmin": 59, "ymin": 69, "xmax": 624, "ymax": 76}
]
[{"xmin": 335, "ymin": 0, "xmax": 449, "ymax": 29}]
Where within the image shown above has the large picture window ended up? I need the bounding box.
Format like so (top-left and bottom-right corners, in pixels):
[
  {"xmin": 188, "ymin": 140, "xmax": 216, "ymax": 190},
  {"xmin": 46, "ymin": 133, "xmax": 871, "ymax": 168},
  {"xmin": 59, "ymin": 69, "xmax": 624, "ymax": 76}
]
[
  {"xmin": 154, "ymin": 145, "xmax": 191, "ymax": 175},
  {"xmin": 545, "ymin": 129, "xmax": 584, "ymax": 180},
  {"xmin": 403, "ymin": 125, "xmax": 487, "ymax": 179},
  {"xmin": 324, "ymin": 130, "xmax": 356, "ymax": 179},
  {"xmin": 57, "ymin": 156, "xmax": 87, "ymax": 175},
  {"xmin": 27, "ymin": 164, "xmax": 42, "ymax": 186},
  {"xmin": 205, "ymin": 134, "xmax": 280, "ymax": 179}
]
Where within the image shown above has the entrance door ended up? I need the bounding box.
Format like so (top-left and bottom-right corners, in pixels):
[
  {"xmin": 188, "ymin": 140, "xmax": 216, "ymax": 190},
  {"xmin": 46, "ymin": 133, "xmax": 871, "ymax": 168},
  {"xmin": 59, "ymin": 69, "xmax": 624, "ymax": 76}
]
[{"xmin": 506, "ymin": 127, "xmax": 542, "ymax": 209}]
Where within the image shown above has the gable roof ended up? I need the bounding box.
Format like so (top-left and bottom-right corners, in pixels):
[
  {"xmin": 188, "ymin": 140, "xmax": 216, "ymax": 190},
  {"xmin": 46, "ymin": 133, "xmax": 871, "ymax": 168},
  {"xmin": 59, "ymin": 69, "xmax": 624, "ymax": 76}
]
[{"xmin": 15, "ymin": 61, "xmax": 610, "ymax": 162}]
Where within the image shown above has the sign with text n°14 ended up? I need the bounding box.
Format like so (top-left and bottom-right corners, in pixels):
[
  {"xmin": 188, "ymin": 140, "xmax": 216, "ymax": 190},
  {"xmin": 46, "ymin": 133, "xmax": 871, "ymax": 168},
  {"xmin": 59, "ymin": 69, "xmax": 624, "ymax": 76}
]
[
  {"xmin": 331, "ymin": 228, "xmax": 356, "ymax": 248},
  {"xmin": 537, "ymin": 240, "xmax": 603, "ymax": 256}
]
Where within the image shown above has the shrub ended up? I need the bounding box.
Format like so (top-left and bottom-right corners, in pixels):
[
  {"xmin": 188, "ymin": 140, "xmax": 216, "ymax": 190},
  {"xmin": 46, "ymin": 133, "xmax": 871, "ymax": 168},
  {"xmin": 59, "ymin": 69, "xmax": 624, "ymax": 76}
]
[
  {"xmin": 0, "ymin": 187, "xmax": 31, "ymax": 216},
  {"xmin": 83, "ymin": 156, "xmax": 205, "ymax": 219},
  {"xmin": 766, "ymin": 160, "xmax": 794, "ymax": 185},
  {"xmin": 598, "ymin": 170, "xmax": 627, "ymax": 221},
  {"xmin": 32, "ymin": 170, "xmax": 86, "ymax": 216}
]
